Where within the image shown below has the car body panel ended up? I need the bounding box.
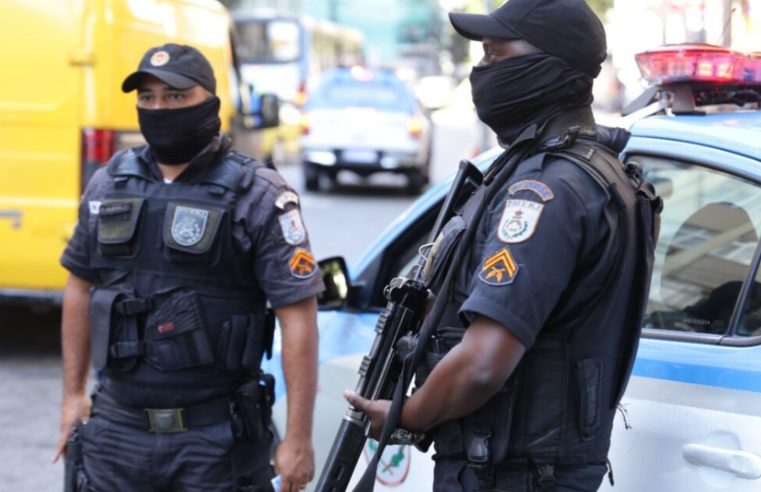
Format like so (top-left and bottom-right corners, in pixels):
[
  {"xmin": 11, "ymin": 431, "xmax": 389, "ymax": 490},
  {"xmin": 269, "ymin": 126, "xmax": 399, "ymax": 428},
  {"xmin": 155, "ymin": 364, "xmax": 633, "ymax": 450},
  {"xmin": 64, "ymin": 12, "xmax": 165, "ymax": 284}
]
[{"xmin": 629, "ymin": 112, "xmax": 761, "ymax": 161}]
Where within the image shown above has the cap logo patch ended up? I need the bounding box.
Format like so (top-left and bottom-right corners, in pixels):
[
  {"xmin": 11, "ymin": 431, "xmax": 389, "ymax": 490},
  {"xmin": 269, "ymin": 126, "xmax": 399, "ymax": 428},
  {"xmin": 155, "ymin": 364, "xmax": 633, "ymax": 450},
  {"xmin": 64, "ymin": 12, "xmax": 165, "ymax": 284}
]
[
  {"xmin": 289, "ymin": 248, "xmax": 317, "ymax": 279},
  {"xmin": 150, "ymin": 50, "xmax": 170, "ymax": 67},
  {"xmin": 279, "ymin": 209, "xmax": 306, "ymax": 245},
  {"xmin": 498, "ymin": 199, "xmax": 543, "ymax": 244},
  {"xmin": 509, "ymin": 180, "xmax": 554, "ymax": 201},
  {"xmin": 479, "ymin": 248, "xmax": 519, "ymax": 286},
  {"xmin": 170, "ymin": 206, "xmax": 208, "ymax": 247}
]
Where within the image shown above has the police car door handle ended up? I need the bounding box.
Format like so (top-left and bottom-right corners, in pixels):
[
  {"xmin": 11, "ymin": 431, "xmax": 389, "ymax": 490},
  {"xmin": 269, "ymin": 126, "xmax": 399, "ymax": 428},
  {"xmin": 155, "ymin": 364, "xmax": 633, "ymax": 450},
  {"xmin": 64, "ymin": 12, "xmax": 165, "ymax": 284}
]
[
  {"xmin": 682, "ymin": 443, "xmax": 761, "ymax": 479},
  {"xmin": 0, "ymin": 209, "xmax": 22, "ymax": 229}
]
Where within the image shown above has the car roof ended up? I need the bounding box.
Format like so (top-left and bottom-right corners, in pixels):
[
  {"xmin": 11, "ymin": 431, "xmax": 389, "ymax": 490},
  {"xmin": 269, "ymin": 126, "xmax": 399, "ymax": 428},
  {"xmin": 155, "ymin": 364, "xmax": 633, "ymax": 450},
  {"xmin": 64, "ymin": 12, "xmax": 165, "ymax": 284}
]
[{"xmin": 629, "ymin": 110, "xmax": 761, "ymax": 162}]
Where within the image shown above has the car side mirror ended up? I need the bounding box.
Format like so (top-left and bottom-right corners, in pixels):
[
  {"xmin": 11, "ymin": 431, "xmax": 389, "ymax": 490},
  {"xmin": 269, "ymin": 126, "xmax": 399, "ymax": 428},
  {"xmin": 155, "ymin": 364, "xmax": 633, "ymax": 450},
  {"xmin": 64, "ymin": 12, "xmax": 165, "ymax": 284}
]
[
  {"xmin": 317, "ymin": 256, "xmax": 351, "ymax": 309},
  {"xmin": 257, "ymin": 93, "xmax": 280, "ymax": 129},
  {"xmin": 242, "ymin": 83, "xmax": 280, "ymax": 129}
]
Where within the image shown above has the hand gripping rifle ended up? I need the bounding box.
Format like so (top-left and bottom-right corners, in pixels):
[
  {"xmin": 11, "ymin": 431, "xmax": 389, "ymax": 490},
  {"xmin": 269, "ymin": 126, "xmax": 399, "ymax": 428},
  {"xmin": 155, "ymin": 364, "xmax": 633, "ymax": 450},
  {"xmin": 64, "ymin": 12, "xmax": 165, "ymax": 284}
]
[{"xmin": 315, "ymin": 160, "xmax": 483, "ymax": 492}]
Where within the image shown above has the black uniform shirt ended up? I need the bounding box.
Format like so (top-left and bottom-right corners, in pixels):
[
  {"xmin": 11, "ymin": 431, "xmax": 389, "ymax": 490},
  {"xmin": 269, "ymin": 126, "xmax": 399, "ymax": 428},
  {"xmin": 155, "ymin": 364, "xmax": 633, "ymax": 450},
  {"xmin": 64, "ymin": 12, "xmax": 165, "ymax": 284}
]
[
  {"xmin": 457, "ymin": 148, "xmax": 613, "ymax": 350},
  {"xmin": 61, "ymin": 139, "xmax": 324, "ymax": 308}
]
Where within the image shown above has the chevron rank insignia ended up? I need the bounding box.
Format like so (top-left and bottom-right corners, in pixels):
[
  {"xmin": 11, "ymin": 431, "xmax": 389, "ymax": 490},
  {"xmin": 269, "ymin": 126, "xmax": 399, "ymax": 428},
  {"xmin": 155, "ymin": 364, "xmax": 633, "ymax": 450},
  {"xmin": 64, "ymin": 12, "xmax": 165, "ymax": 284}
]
[
  {"xmin": 479, "ymin": 248, "xmax": 519, "ymax": 286},
  {"xmin": 289, "ymin": 248, "xmax": 317, "ymax": 279}
]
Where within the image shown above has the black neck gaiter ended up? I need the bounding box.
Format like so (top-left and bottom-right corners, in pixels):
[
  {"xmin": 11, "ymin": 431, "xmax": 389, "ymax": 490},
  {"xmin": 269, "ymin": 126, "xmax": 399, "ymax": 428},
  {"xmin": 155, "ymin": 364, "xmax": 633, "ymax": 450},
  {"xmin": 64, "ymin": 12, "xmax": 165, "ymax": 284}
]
[
  {"xmin": 138, "ymin": 96, "xmax": 221, "ymax": 165},
  {"xmin": 470, "ymin": 54, "xmax": 593, "ymax": 145}
]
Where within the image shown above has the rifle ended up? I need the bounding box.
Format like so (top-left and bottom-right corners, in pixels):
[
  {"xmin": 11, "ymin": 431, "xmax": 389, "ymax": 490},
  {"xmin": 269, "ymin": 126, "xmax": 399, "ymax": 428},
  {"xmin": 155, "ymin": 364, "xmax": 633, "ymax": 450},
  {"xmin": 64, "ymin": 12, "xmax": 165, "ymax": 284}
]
[{"xmin": 315, "ymin": 160, "xmax": 483, "ymax": 492}]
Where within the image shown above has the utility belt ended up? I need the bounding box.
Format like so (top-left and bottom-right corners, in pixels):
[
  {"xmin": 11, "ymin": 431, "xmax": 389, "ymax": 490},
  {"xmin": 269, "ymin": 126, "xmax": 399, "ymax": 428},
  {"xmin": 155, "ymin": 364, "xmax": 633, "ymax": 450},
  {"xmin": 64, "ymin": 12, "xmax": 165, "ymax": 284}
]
[
  {"xmin": 91, "ymin": 374, "xmax": 275, "ymax": 439},
  {"xmin": 89, "ymin": 286, "xmax": 273, "ymax": 373}
]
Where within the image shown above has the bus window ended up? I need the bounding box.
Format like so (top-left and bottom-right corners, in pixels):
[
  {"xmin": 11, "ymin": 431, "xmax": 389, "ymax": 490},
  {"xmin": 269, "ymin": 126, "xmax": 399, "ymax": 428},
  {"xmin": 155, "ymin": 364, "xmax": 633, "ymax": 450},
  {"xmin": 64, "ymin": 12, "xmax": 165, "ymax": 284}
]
[
  {"xmin": 236, "ymin": 19, "xmax": 300, "ymax": 63},
  {"xmin": 233, "ymin": 14, "xmax": 364, "ymax": 105}
]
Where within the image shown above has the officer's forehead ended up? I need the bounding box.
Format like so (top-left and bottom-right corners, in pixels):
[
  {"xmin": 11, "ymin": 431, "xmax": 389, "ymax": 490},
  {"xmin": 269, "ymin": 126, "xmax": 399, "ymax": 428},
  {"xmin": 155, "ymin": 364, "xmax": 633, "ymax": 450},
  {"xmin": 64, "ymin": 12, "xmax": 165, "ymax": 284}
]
[
  {"xmin": 482, "ymin": 38, "xmax": 543, "ymax": 55},
  {"xmin": 136, "ymin": 75, "xmax": 197, "ymax": 92}
]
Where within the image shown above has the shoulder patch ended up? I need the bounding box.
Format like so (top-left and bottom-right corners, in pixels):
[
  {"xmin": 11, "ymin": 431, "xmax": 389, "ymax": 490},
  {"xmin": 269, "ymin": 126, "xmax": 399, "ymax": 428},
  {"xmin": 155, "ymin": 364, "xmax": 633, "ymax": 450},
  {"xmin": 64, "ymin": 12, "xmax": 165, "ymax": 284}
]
[
  {"xmin": 508, "ymin": 179, "xmax": 554, "ymax": 202},
  {"xmin": 479, "ymin": 248, "xmax": 519, "ymax": 286},
  {"xmin": 275, "ymin": 191, "xmax": 299, "ymax": 210},
  {"xmin": 289, "ymin": 248, "xmax": 317, "ymax": 279},
  {"xmin": 497, "ymin": 199, "xmax": 543, "ymax": 243},
  {"xmin": 278, "ymin": 209, "xmax": 306, "ymax": 245}
]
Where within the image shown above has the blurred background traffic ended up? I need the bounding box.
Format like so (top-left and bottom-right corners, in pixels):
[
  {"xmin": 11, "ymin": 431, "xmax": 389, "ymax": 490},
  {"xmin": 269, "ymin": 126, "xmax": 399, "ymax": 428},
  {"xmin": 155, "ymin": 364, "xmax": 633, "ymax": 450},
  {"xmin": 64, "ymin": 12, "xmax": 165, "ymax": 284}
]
[
  {"xmin": 0, "ymin": 0, "xmax": 760, "ymax": 490},
  {"xmin": 225, "ymin": 0, "xmax": 761, "ymax": 190}
]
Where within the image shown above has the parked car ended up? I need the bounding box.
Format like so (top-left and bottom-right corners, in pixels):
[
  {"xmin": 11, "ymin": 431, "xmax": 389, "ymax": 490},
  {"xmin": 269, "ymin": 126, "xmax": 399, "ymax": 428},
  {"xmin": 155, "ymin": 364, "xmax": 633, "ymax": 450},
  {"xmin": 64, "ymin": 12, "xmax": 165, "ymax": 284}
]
[
  {"xmin": 265, "ymin": 44, "xmax": 761, "ymax": 491},
  {"xmin": 300, "ymin": 66, "xmax": 432, "ymax": 194}
]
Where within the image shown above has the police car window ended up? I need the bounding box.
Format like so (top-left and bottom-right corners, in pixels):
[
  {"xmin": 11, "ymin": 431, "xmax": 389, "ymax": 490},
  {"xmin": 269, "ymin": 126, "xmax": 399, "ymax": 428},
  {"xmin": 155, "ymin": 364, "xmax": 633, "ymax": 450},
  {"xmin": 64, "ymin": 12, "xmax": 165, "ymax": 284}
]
[
  {"xmin": 735, "ymin": 266, "xmax": 761, "ymax": 337},
  {"xmin": 636, "ymin": 155, "xmax": 761, "ymax": 336}
]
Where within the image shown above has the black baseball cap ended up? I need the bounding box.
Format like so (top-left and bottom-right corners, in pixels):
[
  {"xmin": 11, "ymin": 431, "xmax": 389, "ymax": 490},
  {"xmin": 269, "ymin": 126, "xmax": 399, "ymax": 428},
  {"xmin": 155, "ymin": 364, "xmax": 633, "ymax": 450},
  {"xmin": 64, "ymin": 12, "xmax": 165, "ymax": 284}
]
[
  {"xmin": 122, "ymin": 43, "xmax": 216, "ymax": 94},
  {"xmin": 449, "ymin": 0, "xmax": 607, "ymax": 78}
]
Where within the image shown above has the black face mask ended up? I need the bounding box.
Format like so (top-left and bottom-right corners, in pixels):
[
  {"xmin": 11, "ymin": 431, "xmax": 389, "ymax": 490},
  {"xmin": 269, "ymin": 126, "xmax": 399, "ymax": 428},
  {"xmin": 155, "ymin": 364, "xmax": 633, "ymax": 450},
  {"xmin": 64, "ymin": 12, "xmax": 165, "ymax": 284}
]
[
  {"xmin": 138, "ymin": 96, "xmax": 221, "ymax": 165},
  {"xmin": 470, "ymin": 54, "xmax": 593, "ymax": 145}
]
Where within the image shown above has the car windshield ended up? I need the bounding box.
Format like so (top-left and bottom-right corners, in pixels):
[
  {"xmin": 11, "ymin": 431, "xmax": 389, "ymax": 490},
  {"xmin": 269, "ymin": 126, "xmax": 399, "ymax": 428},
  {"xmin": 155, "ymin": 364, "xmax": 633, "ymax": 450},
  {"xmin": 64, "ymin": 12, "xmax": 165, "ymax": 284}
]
[{"xmin": 309, "ymin": 77, "xmax": 412, "ymax": 112}]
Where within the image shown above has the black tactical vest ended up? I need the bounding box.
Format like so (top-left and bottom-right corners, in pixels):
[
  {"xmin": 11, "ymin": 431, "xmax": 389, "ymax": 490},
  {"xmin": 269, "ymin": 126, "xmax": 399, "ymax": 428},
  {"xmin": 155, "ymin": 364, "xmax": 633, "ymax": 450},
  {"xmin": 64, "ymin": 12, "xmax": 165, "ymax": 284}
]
[
  {"xmin": 421, "ymin": 133, "xmax": 659, "ymax": 469},
  {"xmin": 88, "ymin": 148, "xmax": 273, "ymax": 406}
]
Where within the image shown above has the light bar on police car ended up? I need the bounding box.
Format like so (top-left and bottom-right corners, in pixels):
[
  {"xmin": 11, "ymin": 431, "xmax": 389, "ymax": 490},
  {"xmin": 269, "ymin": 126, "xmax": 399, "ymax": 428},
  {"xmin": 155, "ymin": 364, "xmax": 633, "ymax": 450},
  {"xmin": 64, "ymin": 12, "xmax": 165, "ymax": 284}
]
[{"xmin": 635, "ymin": 43, "xmax": 761, "ymax": 85}]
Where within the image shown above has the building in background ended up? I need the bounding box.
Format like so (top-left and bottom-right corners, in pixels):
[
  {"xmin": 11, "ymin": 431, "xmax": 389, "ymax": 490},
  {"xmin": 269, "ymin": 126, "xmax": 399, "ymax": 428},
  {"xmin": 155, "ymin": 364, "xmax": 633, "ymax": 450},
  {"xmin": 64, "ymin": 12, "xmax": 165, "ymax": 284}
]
[{"xmin": 608, "ymin": 0, "xmax": 761, "ymax": 103}]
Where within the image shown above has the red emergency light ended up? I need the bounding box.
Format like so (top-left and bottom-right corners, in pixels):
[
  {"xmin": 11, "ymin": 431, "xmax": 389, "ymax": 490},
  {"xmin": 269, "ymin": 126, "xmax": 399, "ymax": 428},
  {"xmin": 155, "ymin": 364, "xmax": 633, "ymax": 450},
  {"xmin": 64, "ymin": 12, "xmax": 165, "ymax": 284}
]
[
  {"xmin": 624, "ymin": 44, "xmax": 761, "ymax": 116},
  {"xmin": 635, "ymin": 43, "xmax": 761, "ymax": 85},
  {"xmin": 742, "ymin": 53, "xmax": 761, "ymax": 83}
]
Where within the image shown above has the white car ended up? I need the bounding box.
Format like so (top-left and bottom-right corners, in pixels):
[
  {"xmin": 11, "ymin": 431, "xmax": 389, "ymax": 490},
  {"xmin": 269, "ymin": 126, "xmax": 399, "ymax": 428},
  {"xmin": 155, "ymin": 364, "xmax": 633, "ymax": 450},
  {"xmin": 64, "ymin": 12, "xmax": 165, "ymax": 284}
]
[{"xmin": 300, "ymin": 67, "xmax": 432, "ymax": 194}]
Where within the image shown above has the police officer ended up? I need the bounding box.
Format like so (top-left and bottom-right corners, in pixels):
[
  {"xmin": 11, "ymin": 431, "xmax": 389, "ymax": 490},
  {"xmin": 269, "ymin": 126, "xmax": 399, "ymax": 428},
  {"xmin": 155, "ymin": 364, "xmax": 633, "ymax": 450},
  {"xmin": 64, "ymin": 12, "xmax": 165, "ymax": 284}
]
[
  {"xmin": 346, "ymin": 1, "xmax": 660, "ymax": 490},
  {"xmin": 53, "ymin": 44, "xmax": 322, "ymax": 492}
]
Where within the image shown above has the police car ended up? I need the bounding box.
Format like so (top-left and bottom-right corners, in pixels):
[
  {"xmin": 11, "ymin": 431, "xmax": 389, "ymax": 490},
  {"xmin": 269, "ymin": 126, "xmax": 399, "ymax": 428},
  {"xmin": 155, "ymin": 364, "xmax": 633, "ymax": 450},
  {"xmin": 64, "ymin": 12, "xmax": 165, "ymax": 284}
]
[{"xmin": 265, "ymin": 44, "xmax": 761, "ymax": 491}]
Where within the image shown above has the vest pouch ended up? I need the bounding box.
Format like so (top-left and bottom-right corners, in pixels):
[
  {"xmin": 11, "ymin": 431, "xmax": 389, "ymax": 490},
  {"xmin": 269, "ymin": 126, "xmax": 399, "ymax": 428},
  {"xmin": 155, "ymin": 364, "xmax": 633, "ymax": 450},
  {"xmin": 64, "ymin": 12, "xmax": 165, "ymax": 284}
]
[
  {"xmin": 460, "ymin": 369, "xmax": 519, "ymax": 470},
  {"xmin": 96, "ymin": 198, "xmax": 145, "ymax": 258},
  {"xmin": 422, "ymin": 215, "xmax": 466, "ymax": 296},
  {"xmin": 575, "ymin": 358, "xmax": 602, "ymax": 441},
  {"xmin": 217, "ymin": 314, "xmax": 267, "ymax": 371},
  {"xmin": 89, "ymin": 288, "xmax": 140, "ymax": 371},
  {"xmin": 143, "ymin": 290, "xmax": 214, "ymax": 371},
  {"xmin": 509, "ymin": 336, "xmax": 565, "ymax": 457},
  {"xmin": 162, "ymin": 202, "xmax": 225, "ymax": 265},
  {"xmin": 414, "ymin": 326, "xmax": 465, "ymax": 387},
  {"xmin": 419, "ymin": 326, "xmax": 467, "ymax": 457}
]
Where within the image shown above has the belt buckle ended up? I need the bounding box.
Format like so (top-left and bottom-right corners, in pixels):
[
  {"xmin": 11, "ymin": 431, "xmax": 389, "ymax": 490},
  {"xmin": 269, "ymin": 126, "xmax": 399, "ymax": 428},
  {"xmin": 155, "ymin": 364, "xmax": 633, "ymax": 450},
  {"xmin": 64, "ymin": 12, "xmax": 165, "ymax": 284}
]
[{"xmin": 146, "ymin": 408, "xmax": 187, "ymax": 433}]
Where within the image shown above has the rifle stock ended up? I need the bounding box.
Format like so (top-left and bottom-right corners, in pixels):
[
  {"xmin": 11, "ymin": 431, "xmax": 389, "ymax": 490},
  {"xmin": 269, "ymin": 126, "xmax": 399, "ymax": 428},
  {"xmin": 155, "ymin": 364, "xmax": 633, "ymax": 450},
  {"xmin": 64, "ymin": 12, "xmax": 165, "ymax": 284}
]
[{"xmin": 315, "ymin": 160, "xmax": 483, "ymax": 492}]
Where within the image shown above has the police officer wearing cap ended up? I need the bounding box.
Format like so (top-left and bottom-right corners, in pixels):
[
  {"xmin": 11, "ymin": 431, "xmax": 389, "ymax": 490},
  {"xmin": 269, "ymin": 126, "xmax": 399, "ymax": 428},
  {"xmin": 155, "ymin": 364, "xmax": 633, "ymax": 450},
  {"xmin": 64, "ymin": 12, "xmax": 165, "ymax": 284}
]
[
  {"xmin": 54, "ymin": 43, "xmax": 323, "ymax": 492},
  {"xmin": 346, "ymin": 1, "xmax": 660, "ymax": 490}
]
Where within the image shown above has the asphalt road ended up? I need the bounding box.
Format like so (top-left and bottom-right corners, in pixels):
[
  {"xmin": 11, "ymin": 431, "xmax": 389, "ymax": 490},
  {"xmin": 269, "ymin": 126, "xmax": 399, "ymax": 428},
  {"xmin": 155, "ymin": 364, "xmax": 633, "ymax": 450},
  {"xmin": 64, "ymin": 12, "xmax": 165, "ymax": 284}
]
[{"xmin": 0, "ymin": 105, "xmax": 481, "ymax": 490}]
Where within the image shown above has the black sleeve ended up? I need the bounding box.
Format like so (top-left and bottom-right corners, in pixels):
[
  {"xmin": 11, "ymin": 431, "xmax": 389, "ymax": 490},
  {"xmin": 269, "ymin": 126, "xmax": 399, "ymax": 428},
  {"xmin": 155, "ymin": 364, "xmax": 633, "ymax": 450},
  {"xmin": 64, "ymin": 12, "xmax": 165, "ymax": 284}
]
[
  {"xmin": 245, "ymin": 172, "xmax": 324, "ymax": 308},
  {"xmin": 459, "ymin": 165, "xmax": 600, "ymax": 349},
  {"xmin": 59, "ymin": 170, "xmax": 110, "ymax": 283}
]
